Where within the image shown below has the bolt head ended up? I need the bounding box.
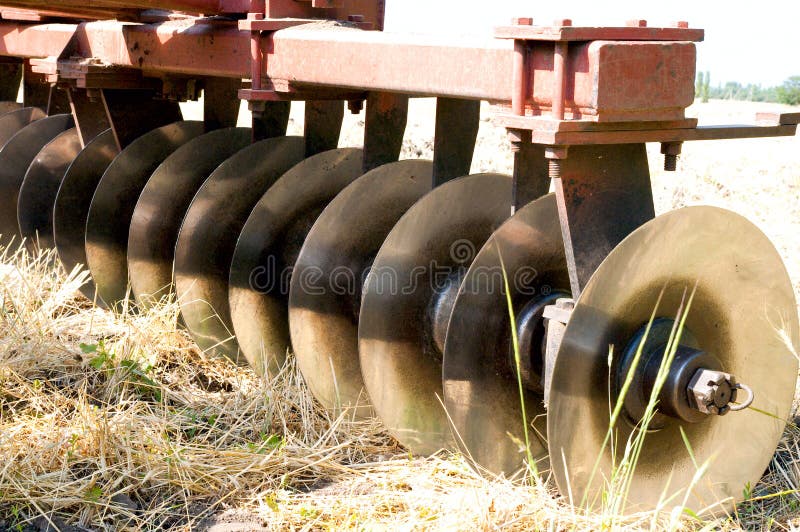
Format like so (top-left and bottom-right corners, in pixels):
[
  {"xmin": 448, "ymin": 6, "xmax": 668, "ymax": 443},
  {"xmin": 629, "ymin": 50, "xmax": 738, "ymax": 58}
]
[
  {"xmin": 512, "ymin": 17, "xmax": 533, "ymax": 26},
  {"xmin": 553, "ymin": 18, "xmax": 573, "ymax": 27},
  {"xmin": 672, "ymin": 20, "xmax": 690, "ymax": 29},
  {"xmin": 626, "ymin": 19, "xmax": 647, "ymax": 27}
]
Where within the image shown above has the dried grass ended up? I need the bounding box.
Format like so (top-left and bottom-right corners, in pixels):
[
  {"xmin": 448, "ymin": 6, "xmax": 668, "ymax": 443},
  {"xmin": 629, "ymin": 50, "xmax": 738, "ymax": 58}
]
[
  {"xmin": 1, "ymin": 242, "xmax": 799, "ymax": 531},
  {"xmin": 1, "ymin": 99, "xmax": 800, "ymax": 530}
]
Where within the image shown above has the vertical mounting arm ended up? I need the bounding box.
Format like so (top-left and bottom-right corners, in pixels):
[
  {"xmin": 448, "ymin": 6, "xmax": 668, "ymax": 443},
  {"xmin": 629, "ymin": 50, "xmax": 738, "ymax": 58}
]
[
  {"xmin": 0, "ymin": 58, "xmax": 22, "ymax": 102},
  {"xmin": 551, "ymin": 143, "xmax": 655, "ymax": 296},
  {"xmin": 432, "ymin": 97, "xmax": 480, "ymax": 186},
  {"xmin": 362, "ymin": 91, "xmax": 408, "ymax": 173},
  {"xmin": 304, "ymin": 100, "xmax": 345, "ymax": 156}
]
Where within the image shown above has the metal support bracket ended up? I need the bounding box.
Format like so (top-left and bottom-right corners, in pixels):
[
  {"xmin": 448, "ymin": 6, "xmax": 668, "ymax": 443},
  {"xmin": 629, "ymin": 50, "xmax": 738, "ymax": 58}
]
[
  {"xmin": 551, "ymin": 143, "xmax": 655, "ymax": 296},
  {"xmin": 432, "ymin": 97, "xmax": 480, "ymax": 186},
  {"xmin": 362, "ymin": 91, "xmax": 408, "ymax": 173}
]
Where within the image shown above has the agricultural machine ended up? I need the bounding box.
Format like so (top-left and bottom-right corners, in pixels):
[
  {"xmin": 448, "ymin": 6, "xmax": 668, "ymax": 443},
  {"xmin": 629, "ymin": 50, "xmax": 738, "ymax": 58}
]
[{"xmin": 0, "ymin": 0, "xmax": 797, "ymax": 513}]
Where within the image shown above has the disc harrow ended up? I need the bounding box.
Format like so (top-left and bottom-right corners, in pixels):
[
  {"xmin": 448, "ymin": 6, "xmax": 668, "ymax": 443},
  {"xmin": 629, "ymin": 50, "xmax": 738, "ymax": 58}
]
[{"xmin": 0, "ymin": 7, "xmax": 798, "ymax": 515}]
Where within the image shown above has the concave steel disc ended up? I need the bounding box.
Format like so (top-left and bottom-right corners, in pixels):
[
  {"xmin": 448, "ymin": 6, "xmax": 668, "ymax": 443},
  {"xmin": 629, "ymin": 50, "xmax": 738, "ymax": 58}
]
[
  {"xmin": 229, "ymin": 148, "xmax": 364, "ymax": 377},
  {"xmin": 53, "ymin": 130, "xmax": 119, "ymax": 305},
  {"xmin": 174, "ymin": 136, "xmax": 305, "ymax": 363},
  {"xmin": 0, "ymin": 114, "xmax": 73, "ymax": 248},
  {"xmin": 0, "ymin": 107, "xmax": 45, "ymax": 149},
  {"xmin": 0, "ymin": 102, "xmax": 22, "ymax": 117},
  {"xmin": 359, "ymin": 173, "xmax": 512, "ymax": 454},
  {"xmin": 443, "ymin": 193, "xmax": 569, "ymax": 476},
  {"xmin": 128, "ymin": 127, "xmax": 252, "ymax": 309},
  {"xmin": 548, "ymin": 206, "xmax": 799, "ymax": 513},
  {"xmin": 290, "ymin": 160, "xmax": 433, "ymax": 417},
  {"xmin": 17, "ymin": 128, "xmax": 82, "ymax": 253},
  {"xmin": 86, "ymin": 121, "xmax": 204, "ymax": 310}
]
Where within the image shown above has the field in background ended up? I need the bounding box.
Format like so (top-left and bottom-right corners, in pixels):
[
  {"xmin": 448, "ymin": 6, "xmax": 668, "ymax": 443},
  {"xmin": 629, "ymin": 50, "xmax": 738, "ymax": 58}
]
[{"xmin": 0, "ymin": 99, "xmax": 798, "ymax": 530}]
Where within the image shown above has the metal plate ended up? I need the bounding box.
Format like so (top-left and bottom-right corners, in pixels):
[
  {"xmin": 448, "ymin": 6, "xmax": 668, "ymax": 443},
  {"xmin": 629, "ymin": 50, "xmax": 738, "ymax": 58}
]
[
  {"xmin": 128, "ymin": 127, "xmax": 252, "ymax": 309},
  {"xmin": 0, "ymin": 106, "xmax": 45, "ymax": 149},
  {"xmin": 0, "ymin": 113, "xmax": 73, "ymax": 248},
  {"xmin": 229, "ymin": 148, "xmax": 364, "ymax": 377},
  {"xmin": 0, "ymin": 102, "xmax": 22, "ymax": 116},
  {"xmin": 53, "ymin": 130, "xmax": 119, "ymax": 305},
  {"xmin": 85, "ymin": 121, "xmax": 205, "ymax": 310},
  {"xmin": 17, "ymin": 128, "xmax": 82, "ymax": 252},
  {"xmin": 359, "ymin": 173, "xmax": 512, "ymax": 455},
  {"xmin": 174, "ymin": 136, "xmax": 305, "ymax": 363},
  {"xmin": 443, "ymin": 194, "xmax": 569, "ymax": 476},
  {"xmin": 290, "ymin": 160, "xmax": 433, "ymax": 416},
  {"xmin": 548, "ymin": 206, "xmax": 800, "ymax": 512}
]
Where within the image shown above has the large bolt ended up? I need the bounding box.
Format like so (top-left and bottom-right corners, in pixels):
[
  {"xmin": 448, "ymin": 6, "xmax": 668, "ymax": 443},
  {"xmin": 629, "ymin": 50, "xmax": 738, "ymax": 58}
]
[
  {"xmin": 544, "ymin": 145, "xmax": 569, "ymax": 179},
  {"xmin": 512, "ymin": 17, "xmax": 533, "ymax": 26},
  {"xmin": 661, "ymin": 142, "xmax": 683, "ymax": 172},
  {"xmin": 686, "ymin": 368, "xmax": 755, "ymax": 416},
  {"xmin": 553, "ymin": 18, "xmax": 573, "ymax": 27},
  {"xmin": 347, "ymin": 99, "xmax": 364, "ymax": 114},
  {"xmin": 626, "ymin": 19, "xmax": 648, "ymax": 27}
]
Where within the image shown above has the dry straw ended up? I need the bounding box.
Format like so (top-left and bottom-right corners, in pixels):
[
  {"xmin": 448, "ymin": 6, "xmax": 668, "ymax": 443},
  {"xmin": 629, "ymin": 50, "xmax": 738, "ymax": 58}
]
[{"xmin": 0, "ymin": 241, "xmax": 798, "ymax": 530}]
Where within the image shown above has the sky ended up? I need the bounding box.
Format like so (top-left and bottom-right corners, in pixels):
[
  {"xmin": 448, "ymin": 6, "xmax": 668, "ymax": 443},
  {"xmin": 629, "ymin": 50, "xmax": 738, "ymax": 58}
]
[{"xmin": 385, "ymin": 0, "xmax": 800, "ymax": 87}]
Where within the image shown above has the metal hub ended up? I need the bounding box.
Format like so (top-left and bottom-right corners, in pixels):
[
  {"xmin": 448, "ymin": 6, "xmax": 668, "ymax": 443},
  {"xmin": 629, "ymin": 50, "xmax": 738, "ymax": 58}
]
[
  {"xmin": 513, "ymin": 291, "xmax": 569, "ymax": 394},
  {"xmin": 617, "ymin": 318, "xmax": 754, "ymax": 429}
]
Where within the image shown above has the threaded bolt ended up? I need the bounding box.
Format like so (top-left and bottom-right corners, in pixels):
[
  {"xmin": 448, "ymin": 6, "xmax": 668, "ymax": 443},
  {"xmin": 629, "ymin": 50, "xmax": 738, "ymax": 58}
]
[
  {"xmin": 548, "ymin": 159, "xmax": 562, "ymax": 179},
  {"xmin": 664, "ymin": 154, "xmax": 678, "ymax": 171}
]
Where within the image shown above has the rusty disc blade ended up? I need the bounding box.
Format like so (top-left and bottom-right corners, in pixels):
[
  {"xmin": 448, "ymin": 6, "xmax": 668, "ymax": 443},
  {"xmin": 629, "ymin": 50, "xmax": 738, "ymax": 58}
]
[
  {"xmin": 85, "ymin": 121, "xmax": 204, "ymax": 310},
  {"xmin": 229, "ymin": 148, "xmax": 364, "ymax": 377},
  {"xmin": 53, "ymin": 130, "xmax": 119, "ymax": 305},
  {"xmin": 358, "ymin": 173, "xmax": 512, "ymax": 455},
  {"xmin": 442, "ymin": 194, "xmax": 569, "ymax": 476},
  {"xmin": 0, "ymin": 106, "xmax": 45, "ymax": 149},
  {"xmin": 0, "ymin": 114, "xmax": 73, "ymax": 248},
  {"xmin": 128, "ymin": 127, "xmax": 252, "ymax": 309},
  {"xmin": 0, "ymin": 102, "xmax": 22, "ymax": 116},
  {"xmin": 17, "ymin": 128, "xmax": 82, "ymax": 253},
  {"xmin": 174, "ymin": 136, "xmax": 305, "ymax": 363},
  {"xmin": 548, "ymin": 206, "xmax": 799, "ymax": 512},
  {"xmin": 289, "ymin": 160, "xmax": 433, "ymax": 417}
]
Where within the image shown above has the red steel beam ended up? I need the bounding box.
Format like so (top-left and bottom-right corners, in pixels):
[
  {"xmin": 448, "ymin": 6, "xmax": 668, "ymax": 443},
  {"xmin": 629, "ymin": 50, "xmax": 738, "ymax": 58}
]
[{"xmin": 0, "ymin": 20, "xmax": 696, "ymax": 121}]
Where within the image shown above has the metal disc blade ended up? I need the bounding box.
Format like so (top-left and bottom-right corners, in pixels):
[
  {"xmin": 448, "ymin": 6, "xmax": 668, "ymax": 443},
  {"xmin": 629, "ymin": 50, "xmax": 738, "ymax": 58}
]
[
  {"xmin": 229, "ymin": 148, "xmax": 364, "ymax": 377},
  {"xmin": 0, "ymin": 102, "xmax": 22, "ymax": 116},
  {"xmin": 290, "ymin": 160, "xmax": 433, "ymax": 416},
  {"xmin": 85, "ymin": 121, "xmax": 204, "ymax": 310},
  {"xmin": 174, "ymin": 136, "xmax": 305, "ymax": 363},
  {"xmin": 0, "ymin": 106, "xmax": 45, "ymax": 149},
  {"xmin": 0, "ymin": 114, "xmax": 73, "ymax": 248},
  {"xmin": 359, "ymin": 173, "xmax": 512, "ymax": 455},
  {"xmin": 17, "ymin": 128, "xmax": 82, "ymax": 253},
  {"xmin": 443, "ymin": 194, "xmax": 569, "ymax": 476},
  {"xmin": 53, "ymin": 130, "xmax": 119, "ymax": 305},
  {"xmin": 548, "ymin": 206, "xmax": 799, "ymax": 512},
  {"xmin": 128, "ymin": 127, "xmax": 252, "ymax": 309}
]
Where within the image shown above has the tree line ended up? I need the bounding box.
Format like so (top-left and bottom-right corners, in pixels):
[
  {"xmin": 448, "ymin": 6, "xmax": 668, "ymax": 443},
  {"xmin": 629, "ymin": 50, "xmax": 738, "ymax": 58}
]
[{"xmin": 695, "ymin": 72, "xmax": 800, "ymax": 105}]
